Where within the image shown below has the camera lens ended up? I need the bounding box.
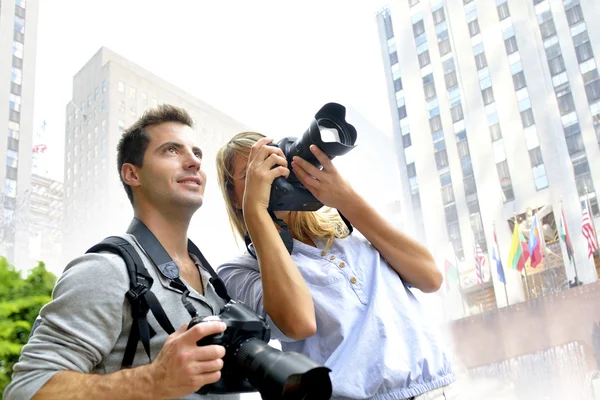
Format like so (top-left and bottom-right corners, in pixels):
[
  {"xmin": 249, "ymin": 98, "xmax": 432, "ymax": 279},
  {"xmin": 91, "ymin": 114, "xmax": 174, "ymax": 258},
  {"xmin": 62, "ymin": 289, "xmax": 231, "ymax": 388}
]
[{"xmin": 235, "ymin": 338, "xmax": 332, "ymax": 400}]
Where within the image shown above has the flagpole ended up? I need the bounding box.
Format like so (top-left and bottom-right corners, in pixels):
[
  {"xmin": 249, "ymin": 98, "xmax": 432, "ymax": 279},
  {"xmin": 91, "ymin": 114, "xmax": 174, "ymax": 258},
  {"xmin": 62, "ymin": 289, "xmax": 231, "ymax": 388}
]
[
  {"xmin": 494, "ymin": 222, "xmax": 510, "ymax": 306},
  {"xmin": 454, "ymin": 246, "xmax": 467, "ymax": 317},
  {"xmin": 515, "ymin": 213, "xmax": 531, "ymax": 300},
  {"xmin": 474, "ymin": 240, "xmax": 487, "ymax": 313},
  {"xmin": 585, "ymin": 186, "xmax": 599, "ymax": 250},
  {"xmin": 560, "ymin": 197, "xmax": 579, "ymax": 287}
]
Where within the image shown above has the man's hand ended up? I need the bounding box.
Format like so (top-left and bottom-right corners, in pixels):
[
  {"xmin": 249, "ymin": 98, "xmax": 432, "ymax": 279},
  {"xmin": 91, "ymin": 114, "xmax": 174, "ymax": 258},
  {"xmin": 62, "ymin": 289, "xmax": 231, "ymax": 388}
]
[
  {"xmin": 291, "ymin": 145, "xmax": 357, "ymax": 212},
  {"xmin": 148, "ymin": 321, "xmax": 227, "ymax": 399}
]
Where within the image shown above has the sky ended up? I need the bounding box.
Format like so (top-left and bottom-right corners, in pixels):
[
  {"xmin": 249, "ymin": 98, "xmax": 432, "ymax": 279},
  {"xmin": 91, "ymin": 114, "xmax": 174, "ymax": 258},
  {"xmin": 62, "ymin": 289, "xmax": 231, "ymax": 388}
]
[{"xmin": 33, "ymin": 0, "xmax": 393, "ymax": 181}]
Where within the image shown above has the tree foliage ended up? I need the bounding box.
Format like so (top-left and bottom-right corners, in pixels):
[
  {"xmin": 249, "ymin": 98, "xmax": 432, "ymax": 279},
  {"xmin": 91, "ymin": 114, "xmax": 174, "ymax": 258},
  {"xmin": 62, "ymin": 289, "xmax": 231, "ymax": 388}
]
[{"xmin": 0, "ymin": 257, "xmax": 56, "ymax": 396}]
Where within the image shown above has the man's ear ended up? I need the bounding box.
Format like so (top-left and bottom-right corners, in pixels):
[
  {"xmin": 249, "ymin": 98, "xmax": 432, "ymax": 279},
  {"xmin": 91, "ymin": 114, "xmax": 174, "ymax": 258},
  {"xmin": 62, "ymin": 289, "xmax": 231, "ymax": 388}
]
[{"xmin": 121, "ymin": 163, "xmax": 141, "ymax": 188}]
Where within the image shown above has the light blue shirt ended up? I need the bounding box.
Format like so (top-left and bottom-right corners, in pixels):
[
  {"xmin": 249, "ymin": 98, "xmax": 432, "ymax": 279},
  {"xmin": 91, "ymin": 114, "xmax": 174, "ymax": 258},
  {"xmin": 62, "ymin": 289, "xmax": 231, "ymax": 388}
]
[{"xmin": 217, "ymin": 232, "xmax": 455, "ymax": 400}]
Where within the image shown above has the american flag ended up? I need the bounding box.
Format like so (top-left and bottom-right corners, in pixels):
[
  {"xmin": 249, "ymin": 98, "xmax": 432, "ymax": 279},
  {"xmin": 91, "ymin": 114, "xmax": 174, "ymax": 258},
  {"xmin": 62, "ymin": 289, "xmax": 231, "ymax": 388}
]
[
  {"xmin": 474, "ymin": 243, "xmax": 486, "ymax": 285},
  {"xmin": 582, "ymin": 200, "xmax": 598, "ymax": 258}
]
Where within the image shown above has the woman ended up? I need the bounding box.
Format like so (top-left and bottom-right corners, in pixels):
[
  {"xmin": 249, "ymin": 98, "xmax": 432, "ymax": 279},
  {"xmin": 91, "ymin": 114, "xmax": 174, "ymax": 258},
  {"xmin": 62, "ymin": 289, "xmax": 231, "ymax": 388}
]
[{"xmin": 215, "ymin": 132, "xmax": 458, "ymax": 400}]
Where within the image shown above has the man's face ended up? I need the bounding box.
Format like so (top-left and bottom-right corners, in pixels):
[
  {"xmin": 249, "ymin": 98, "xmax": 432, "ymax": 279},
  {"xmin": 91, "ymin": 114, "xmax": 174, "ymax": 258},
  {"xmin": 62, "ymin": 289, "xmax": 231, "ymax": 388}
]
[{"xmin": 134, "ymin": 121, "xmax": 206, "ymax": 212}]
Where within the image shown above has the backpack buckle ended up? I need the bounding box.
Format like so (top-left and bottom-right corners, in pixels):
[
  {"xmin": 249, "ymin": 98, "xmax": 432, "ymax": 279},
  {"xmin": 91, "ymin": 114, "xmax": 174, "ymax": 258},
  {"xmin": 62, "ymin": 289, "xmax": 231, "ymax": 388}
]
[{"xmin": 126, "ymin": 283, "xmax": 148, "ymax": 302}]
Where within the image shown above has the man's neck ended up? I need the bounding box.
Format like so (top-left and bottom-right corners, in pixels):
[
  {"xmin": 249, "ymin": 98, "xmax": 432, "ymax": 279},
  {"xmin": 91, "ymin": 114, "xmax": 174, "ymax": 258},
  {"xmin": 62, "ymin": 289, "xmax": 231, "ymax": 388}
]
[{"xmin": 133, "ymin": 206, "xmax": 192, "ymax": 262}]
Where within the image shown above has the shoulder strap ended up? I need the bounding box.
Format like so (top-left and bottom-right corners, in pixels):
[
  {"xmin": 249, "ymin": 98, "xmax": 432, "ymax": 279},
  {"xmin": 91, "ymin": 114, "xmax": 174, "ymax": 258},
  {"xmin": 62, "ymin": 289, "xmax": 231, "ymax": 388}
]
[
  {"xmin": 187, "ymin": 240, "xmax": 231, "ymax": 302},
  {"xmin": 86, "ymin": 236, "xmax": 175, "ymax": 368}
]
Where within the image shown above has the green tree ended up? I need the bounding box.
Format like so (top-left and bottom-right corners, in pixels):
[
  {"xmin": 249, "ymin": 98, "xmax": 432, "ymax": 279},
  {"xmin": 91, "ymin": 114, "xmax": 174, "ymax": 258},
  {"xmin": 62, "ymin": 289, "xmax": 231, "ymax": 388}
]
[{"xmin": 0, "ymin": 257, "xmax": 56, "ymax": 396}]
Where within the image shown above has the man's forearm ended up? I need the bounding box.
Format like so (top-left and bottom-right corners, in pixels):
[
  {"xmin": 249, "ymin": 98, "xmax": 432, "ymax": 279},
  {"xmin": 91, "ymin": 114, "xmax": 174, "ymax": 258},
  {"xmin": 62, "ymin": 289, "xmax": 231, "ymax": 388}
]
[
  {"xmin": 32, "ymin": 366, "xmax": 161, "ymax": 400},
  {"xmin": 244, "ymin": 208, "xmax": 316, "ymax": 339}
]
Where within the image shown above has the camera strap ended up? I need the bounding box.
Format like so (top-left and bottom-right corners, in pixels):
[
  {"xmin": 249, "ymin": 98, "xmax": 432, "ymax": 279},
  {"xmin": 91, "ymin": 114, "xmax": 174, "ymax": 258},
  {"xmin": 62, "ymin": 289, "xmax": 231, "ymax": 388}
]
[{"xmin": 86, "ymin": 218, "xmax": 231, "ymax": 368}]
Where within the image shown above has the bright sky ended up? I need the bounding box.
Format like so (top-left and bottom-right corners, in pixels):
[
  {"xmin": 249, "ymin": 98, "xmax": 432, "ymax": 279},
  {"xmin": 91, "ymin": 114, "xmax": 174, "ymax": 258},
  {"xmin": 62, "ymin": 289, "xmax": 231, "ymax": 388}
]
[{"xmin": 33, "ymin": 0, "xmax": 392, "ymax": 181}]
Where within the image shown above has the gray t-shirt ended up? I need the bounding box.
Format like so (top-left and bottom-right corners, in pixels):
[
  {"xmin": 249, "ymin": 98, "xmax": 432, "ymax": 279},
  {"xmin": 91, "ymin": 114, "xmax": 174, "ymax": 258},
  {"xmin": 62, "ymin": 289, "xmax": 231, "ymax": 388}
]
[{"xmin": 4, "ymin": 234, "xmax": 240, "ymax": 400}]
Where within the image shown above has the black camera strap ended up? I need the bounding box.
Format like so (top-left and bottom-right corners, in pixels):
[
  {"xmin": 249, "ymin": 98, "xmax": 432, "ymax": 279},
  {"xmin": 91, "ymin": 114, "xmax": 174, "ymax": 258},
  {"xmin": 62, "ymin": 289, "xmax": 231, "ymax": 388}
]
[
  {"xmin": 245, "ymin": 209, "xmax": 353, "ymax": 260},
  {"xmin": 86, "ymin": 218, "xmax": 230, "ymax": 368}
]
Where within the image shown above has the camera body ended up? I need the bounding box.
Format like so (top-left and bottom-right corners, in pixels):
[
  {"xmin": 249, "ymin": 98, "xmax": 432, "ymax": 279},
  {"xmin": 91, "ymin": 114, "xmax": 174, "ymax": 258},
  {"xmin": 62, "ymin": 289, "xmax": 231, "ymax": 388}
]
[
  {"xmin": 189, "ymin": 300, "xmax": 332, "ymax": 399},
  {"xmin": 269, "ymin": 102, "xmax": 357, "ymax": 212},
  {"xmin": 190, "ymin": 300, "xmax": 270, "ymax": 394}
]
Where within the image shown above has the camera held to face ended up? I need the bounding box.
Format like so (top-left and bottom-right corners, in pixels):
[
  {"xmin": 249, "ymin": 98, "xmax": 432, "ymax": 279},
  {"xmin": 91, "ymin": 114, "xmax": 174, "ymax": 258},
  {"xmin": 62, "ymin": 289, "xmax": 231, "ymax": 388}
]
[
  {"xmin": 268, "ymin": 102, "xmax": 357, "ymax": 212},
  {"xmin": 189, "ymin": 300, "xmax": 332, "ymax": 400}
]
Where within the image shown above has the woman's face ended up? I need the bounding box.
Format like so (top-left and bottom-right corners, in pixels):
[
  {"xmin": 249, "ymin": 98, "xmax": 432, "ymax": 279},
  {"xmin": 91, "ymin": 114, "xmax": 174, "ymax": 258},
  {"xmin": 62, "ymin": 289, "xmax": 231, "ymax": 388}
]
[{"xmin": 230, "ymin": 152, "xmax": 248, "ymax": 210}]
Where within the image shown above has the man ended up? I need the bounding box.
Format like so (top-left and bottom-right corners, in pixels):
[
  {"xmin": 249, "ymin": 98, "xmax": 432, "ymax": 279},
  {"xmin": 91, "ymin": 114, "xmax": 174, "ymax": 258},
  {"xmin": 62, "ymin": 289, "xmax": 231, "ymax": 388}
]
[{"xmin": 4, "ymin": 105, "xmax": 238, "ymax": 400}]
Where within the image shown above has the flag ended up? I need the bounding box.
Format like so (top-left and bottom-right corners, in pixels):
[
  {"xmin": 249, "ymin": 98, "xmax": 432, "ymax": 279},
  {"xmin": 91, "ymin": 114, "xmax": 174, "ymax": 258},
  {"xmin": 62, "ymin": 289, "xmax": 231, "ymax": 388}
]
[
  {"xmin": 474, "ymin": 243, "xmax": 486, "ymax": 285},
  {"xmin": 444, "ymin": 242, "xmax": 460, "ymax": 290},
  {"xmin": 508, "ymin": 222, "xmax": 529, "ymax": 271},
  {"xmin": 491, "ymin": 229, "xmax": 505, "ymax": 284},
  {"xmin": 582, "ymin": 201, "xmax": 598, "ymax": 258},
  {"xmin": 528, "ymin": 214, "xmax": 543, "ymax": 268},
  {"xmin": 559, "ymin": 206, "xmax": 574, "ymax": 264}
]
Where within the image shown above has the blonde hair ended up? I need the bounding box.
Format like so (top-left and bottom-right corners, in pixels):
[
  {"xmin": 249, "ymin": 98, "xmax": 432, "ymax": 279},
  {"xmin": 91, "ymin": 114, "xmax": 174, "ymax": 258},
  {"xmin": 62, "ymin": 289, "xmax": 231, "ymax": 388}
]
[{"xmin": 215, "ymin": 132, "xmax": 349, "ymax": 250}]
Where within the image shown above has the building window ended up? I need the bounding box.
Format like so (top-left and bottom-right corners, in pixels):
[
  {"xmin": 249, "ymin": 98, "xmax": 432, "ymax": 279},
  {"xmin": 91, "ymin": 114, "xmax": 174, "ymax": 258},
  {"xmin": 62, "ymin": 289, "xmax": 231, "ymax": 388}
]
[
  {"xmin": 490, "ymin": 123, "xmax": 502, "ymax": 141},
  {"xmin": 451, "ymin": 103, "xmax": 464, "ymax": 122},
  {"xmin": 7, "ymin": 137, "xmax": 19, "ymax": 152},
  {"xmin": 475, "ymin": 53, "xmax": 487, "ymax": 70},
  {"xmin": 566, "ymin": 5, "xmax": 584, "ymax": 26},
  {"xmin": 433, "ymin": 8, "xmax": 445, "ymax": 25},
  {"xmin": 402, "ymin": 134, "xmax": 412, "ymax": 148},
  {"xmin": 468, "ymin": 20, "xmax": 480, "ymax": 37},
  {"xmin": 102, "ymin": 79, "xmax": 107, "ymax": 92},
  {"xmin": 556, "ymin": 86, "xmax": 576, "ymax": 115},
  {"xmin": 398, "ymin": 105, "xmax": 407, "ymax": 119},
  {"xmin": 520, "ymin": 108, "xmax": 535, "ymax": 127},
  {"xmin": 6, "ymin": 167, "xmax": 17, "ymax": 181},
  {"xmin": 389, "ymin": 51, "xmax": 399, "ymax": 65},
  {"xmin": 430, "ymin": 116, "xmax": 442, "ymax": 132},
  {"xmin": 435, "ymin": 149, "xmax": 449, "ymax": 170},
  {"xmin": 529, "ymin": 147, "xmax": 544, "ymax": 166},
  {"xmin": 14, "ymin": 30, "xmax": 24, "ymax": 44},
  {"xmin": 423, "ymin": 74, "xmax": 436, "ymax": 100},
  {"xmin": 439, "ymin": 38, "xmax": 451, "ymax": 56},
  {"xmin": 9, "ymin": 109, "xmax": 20, "ymax": 123},
  {"xmin": 584, "ymin": 70, "xmax": 600, "ymax": 103},
  {"xmin": 118, "ymin": 81, "xmax": 125, "ymax": 92},
  {"xmin": 497, "ymin": 3, "xmax": 510, "ymax": 20},
  {"xmin": 12, "ymin": 56, "xmax": 23, "ymax": 69},
  {"xmin": 539, "ymin": 19, "xmax": 557, "ymax": 39},
  {"xmin": 574, "ymin": 31, "xmax": 594, "ymax": 64},
  {"xmin": 413, "ymin": 20, "xmax": 425, "ymax": 37},
  {"xmin": 7, "ymin": 149, "xmax": 19, "ymax": 168},
  {"xmin": 445, "ymin": 70, "xmax": 458, "ymax": 89},
  {"xmin": 13, "ymin": 42, "xmax": 23, "ymax": 58},
  {"xmin": 441, "ymin": 185, "xmax": 455, "ymax": 205},
  {"xmin": 394, "ymin": 77, "xmax": 403, "ymax": 92},
  {"xmin": 407, "ymin": 162, "xmax": 416, "ymax": 178},
  {"xmin": 513, "ymin": 71, "xmax": 527, "ymax": 91},
  {"xmin": 505, "ymin": 36, "xmax": 518, "ymax": 54},
  {"xmin": 457, "ymin": 139, "xmax": 470, "ymax": 159},
  {"xmin": 566, "ymin": 132, "xmax": 585, "ymax": 155},
  {"xmin": 482, "ymin": 87, "xmax": 495, "ymax": 105},
  {"xmin": 497, "ymin": 161, "xmax": 514, "ymax": 201},
  {"xmin": 464, "ymin": 176, "xmax": 477, "ymax": 196},
  {"xmin": 418, "ymin": 50, "xmax": 431, "ymax": 68},
  {"xmin": 533, "ymin": 164, "xmax": 549, "ymax": 190}
]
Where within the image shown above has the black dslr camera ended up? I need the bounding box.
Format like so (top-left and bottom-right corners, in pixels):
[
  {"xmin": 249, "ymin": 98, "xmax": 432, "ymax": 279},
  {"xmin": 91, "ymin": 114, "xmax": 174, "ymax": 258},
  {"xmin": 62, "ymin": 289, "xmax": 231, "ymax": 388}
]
[
  {"xmin": 188, "ymin": 300, "xmax": 332, "ymax": 400},
  {"xmin": 269, "ymin": 102, "xmax": 357, "ymax": 212}
]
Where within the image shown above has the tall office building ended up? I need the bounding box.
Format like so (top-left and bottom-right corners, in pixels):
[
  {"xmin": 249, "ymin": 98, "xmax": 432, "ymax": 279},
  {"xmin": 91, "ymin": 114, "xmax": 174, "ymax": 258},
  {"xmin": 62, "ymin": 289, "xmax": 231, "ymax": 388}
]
[
  {"xmin": 0, "ymin": 0, "xmax": 39, "ymax": 268},
  {"xmin": 376, "ymin": 0, "xmax": 600, "ymax": 312},
  {"xmin": 62, "ymin": 47, "xmax": 249, "ymax": 265}
]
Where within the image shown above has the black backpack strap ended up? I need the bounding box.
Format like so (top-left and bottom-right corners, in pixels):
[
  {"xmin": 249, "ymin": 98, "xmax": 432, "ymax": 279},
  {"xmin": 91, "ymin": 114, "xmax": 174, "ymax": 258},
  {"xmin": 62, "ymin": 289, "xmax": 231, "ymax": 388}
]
[
  {"xmin": 187, "ymin": 239, "xmax": 231, "ymax": 302},
  {"xmin": 86, "ymin": 236, "xmax": 175, "ymax": 368}
]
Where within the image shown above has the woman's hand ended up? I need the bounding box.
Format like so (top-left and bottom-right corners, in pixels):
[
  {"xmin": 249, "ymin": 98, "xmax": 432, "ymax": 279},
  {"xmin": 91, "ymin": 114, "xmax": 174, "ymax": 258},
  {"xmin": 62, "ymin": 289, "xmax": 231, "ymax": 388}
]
[
  {"xmin": 291, "ymin": 145, "xmax": 357, "ymax": 212},
  {"xmin": 242, "ymin": 137, "xmax": 290, "ymax": 214}
]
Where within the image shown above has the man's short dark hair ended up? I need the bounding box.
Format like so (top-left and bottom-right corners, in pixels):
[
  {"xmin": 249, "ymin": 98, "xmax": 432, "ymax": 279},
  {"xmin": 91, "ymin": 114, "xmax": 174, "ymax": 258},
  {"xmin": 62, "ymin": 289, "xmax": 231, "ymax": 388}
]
[{"xmin": 116, "ymin": 104, "xmax": 194, "ymax": 205}]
